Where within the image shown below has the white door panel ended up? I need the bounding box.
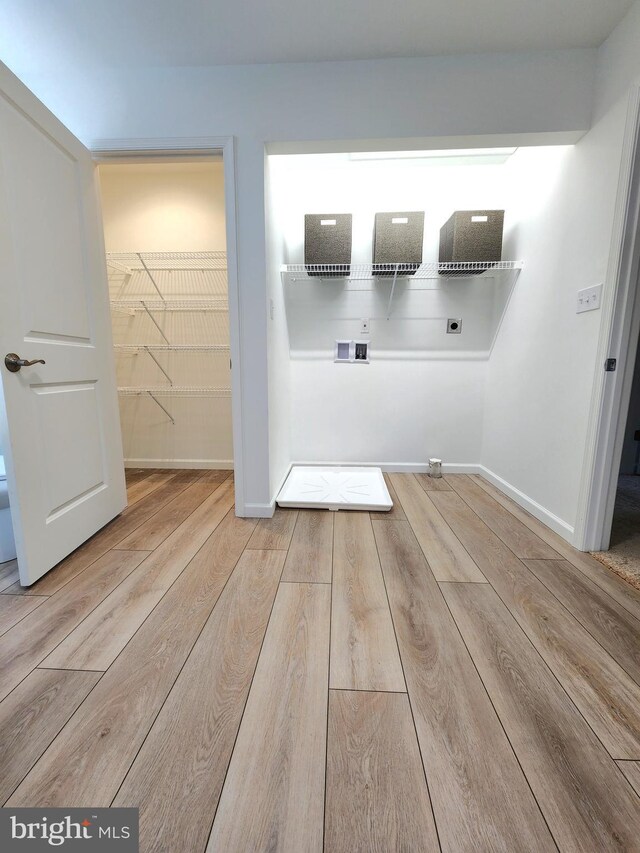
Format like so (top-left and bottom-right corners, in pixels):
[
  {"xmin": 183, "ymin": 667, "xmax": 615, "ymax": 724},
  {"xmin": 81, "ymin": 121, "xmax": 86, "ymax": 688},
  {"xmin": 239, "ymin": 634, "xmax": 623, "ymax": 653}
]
[{"xmin": 0, "ymin": 63, "xmax": 126, "ymax": 585}]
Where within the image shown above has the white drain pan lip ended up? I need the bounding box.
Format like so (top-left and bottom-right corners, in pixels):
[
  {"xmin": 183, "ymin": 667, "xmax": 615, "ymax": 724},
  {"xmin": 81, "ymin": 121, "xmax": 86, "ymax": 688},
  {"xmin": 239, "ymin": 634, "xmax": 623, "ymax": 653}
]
[{"xmin": 277, "ymin": 465, "xmax": 392, "ymax": 511}]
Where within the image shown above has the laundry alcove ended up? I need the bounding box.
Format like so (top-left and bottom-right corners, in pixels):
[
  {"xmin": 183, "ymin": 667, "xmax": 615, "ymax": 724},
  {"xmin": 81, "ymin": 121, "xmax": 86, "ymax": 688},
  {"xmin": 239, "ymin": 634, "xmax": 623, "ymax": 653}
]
[{"xmin": 266, "ymin": 144, "xmax": 571, "ymax": 478}]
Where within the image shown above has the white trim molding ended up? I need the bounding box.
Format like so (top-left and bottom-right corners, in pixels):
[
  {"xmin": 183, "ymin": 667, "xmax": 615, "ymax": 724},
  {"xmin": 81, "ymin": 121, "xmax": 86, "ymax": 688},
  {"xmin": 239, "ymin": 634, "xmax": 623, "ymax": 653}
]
[
  {"xmin": 289, "ymin": 460, "xmax": 482, "ymax": 474},
  {"xmin": 574, "ymin": 86, "xmax": 640, "ymax": 551},
  {"xmin": 478, "ymin": 466, "xmax": 574, "ymax": 540},
  {"xmin": 244, "ymin": 503, "xmax": 277, "ymax": 518},
  {"xmin": 124, "ymin": 458, "xmax": 234, "ymax": 470},
  {"xmin": 90, "ymin": 136, "xmax": 246, "ymax": 516}
]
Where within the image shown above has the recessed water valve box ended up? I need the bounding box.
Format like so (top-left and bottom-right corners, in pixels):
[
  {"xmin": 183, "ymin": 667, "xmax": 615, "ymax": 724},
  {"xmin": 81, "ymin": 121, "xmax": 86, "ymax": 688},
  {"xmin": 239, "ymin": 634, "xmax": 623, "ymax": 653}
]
[
  {"xmin": 305, "ymin": 213, "xmax": 352, "ymax": 277},
  {"xmin": 335, "ymin": 340, "xmax": 351, "ymax": 362},
  {"xmin": 334, "ymin": 340, "xmax": 370, "ymax": 363},
  {"xmin": 373, "ymin": 211, "xmax": 424, "ymax": 276},
  {"xmin": 354, "ymin": 341, "xmax": 369, "ymax": 362},
  {"xmin": 439, "ymin": 210, "xmax": 504, "ymax": 275}
]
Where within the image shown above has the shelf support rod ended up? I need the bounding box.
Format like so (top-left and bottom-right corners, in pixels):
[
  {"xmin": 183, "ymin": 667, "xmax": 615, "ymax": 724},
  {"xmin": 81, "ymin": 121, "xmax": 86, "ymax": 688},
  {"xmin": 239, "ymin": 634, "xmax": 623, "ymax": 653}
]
[
  {"xmin": 141, "ymin": 301, "xmax": 171, "ymax": 345},
  {"xmin": 386, "ymin": 265, "xmax": 400, "ymax": 319},
  {"xmin": 146, "ymin": 391, "xmax": 175, "ymax": 424},
  {"xmin": 144, "ymin": 347, "xmax": 173, "ymax": 385},
  {"xmin": 137, "ymin": 253, "xmax": 165, "ymax": 301}
]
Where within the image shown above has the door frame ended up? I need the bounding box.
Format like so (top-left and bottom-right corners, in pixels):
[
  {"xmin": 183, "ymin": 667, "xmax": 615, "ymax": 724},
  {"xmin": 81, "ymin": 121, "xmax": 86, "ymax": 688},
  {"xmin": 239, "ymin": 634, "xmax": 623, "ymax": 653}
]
[
  {"xmin": 92, "ymin": 136, "xmax": 246, "ymax": 516},
  {"xmin": 575, "ymin": 87, "xmax": 640, "ymax": 551}
]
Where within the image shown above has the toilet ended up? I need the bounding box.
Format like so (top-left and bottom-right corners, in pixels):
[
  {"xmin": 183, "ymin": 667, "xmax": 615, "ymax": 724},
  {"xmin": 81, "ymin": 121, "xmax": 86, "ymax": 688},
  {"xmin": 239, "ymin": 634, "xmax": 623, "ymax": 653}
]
[{"xmin": 0, "ymin": 455, "xmax": 17, "ymax": 563}]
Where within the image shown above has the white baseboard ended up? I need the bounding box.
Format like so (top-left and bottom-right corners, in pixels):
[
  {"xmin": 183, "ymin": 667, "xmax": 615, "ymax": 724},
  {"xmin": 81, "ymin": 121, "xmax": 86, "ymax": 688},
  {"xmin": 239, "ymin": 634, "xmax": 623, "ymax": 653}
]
[
  {"xmin": 237, "ymin": 466, "xmax": 292, "ymax": 519},
  {"xmin": 242, "ymin": 503, "xmax": 276, "ymax": 518},
  {"xmin": 478, "ymin": 465, "xmax": 574, "ymax": 541},
  {"xmin": 124, "ymin": 458, "xmax": 234, "ymax": 470},
  {"xmin": 290, "ymin": 460, "xmax": 482, "ymax": 475},
  {"xmin": 383, "ymin": 462, "xmax": 482, "ymax": 474}
]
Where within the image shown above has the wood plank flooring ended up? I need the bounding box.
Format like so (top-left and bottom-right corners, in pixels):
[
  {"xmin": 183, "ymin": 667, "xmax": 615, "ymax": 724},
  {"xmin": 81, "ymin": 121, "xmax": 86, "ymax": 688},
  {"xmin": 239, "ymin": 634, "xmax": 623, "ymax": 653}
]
[
  {"xmin": 0, "ymin": 593, "xmax": 46, "ymax": 635},
  {"xmin": 442, "ymin": 581, "xmax": 640, "ymax": 850},
  {"xmin": 373, "ymin": 518, "xmax": 555, "ymax": 851},
  {"xmin": 390, "ymin": 472, "xmax": 486, "ymax": 582},
  {"xmin": 0, "ymin": 559, "xmax": 19, "ymax": 592},
  {"xmin": 430, "ymin": 489, "xmax": 640, "ymax": 758},
  {"xmin": 1, "ymin": 470, "xmax": 640, "ymax": 852},
  {"xmin": 330, "ymin": 512, "xmax": 405, "ymax": 692},
  {"xmin": 324, "ymin": 690, "xmax": 439, "ymax": 852},
  {"xmin": 619, "ymin": 761, "xmax": 640, "ymax": 796},
  {"xmin": 282, "ymin": 510, "xmax": 333, "ymax": 583}
]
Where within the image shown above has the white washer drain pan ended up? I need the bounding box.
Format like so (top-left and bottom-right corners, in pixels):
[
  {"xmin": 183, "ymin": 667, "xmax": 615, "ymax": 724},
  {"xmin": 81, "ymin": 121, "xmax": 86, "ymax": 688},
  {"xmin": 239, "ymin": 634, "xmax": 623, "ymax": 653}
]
[{"xmin": 277, "ymin": 466, "xmax": 392, "ymax": 511}]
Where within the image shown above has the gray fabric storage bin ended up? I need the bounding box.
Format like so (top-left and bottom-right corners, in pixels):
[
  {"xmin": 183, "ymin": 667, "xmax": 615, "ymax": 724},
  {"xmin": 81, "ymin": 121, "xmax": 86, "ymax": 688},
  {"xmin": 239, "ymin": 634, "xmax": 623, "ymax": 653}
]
[
  {"xmin": 439, "ymin": 210, "xmax": 504, "ymax": 275},
  {"xmin": 373, "ymin": 211, "xmax": 424, "ymax": 276},
  {"xmin": 304, "ymin": 214, "xmax": 352, "ymax": 277}
]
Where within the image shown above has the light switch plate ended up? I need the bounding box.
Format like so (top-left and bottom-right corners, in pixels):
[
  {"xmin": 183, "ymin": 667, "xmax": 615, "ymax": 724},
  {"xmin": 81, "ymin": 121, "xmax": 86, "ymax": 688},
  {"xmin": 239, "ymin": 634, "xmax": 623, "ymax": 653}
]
[
  {"xmin": 360, "ymin": 318, "xmax": 370, "ymax": 335},
  {"xmin": 577, "ymin": 284, "xmax": 602, "ymax": 314}
]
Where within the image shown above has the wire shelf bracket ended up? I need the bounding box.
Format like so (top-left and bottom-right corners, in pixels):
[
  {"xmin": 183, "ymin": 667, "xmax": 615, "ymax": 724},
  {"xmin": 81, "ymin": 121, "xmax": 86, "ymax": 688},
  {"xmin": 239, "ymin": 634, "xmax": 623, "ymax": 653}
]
[
  {"xmin": 138, "ymin": 253, "xmax": 165, "ymax": 301},
  {"xmin": 143, "ymin": 347, "xmax": 172, "ymax": 385},
  {"xmin": 141, "ymin": 301, "xmax": 171, "ymax": 345},
  {"xmin": 146, "ymin": 391, "xmax": 175, "ymax": 424}
]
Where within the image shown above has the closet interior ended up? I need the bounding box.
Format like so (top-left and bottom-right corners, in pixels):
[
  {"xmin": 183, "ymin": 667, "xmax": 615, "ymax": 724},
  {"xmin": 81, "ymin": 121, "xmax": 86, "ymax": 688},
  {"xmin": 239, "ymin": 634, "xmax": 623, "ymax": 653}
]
[{"xmin": 98, "ymin": 160, "xmax": 233, "ymax": 470}]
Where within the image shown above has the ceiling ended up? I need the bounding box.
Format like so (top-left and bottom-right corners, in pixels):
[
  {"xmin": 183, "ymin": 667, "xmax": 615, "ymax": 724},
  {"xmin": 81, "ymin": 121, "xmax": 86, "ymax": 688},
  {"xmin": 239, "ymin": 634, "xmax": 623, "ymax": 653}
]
[{"xmin": 0, "ymin": 0, "xmax": 633, "ymax": 73}]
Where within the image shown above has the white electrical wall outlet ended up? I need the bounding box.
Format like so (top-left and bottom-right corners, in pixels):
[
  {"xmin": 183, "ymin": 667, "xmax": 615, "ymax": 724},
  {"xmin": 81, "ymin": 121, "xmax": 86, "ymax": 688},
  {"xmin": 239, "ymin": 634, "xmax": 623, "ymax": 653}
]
[
  {"xmin": 360, "ymin": 318, "xmax": 370, "ymax": 335},
  {"xmin": 577, "ymin": 284, "xmax": 602, "ymax": 314}
]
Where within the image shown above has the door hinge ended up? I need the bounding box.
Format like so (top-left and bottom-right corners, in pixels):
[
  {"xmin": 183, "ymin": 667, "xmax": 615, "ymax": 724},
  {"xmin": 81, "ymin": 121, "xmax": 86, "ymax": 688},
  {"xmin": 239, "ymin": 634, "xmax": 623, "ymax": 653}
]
[{"xmin": 605, "ymin": 358, "xmax": 617, "ymax": 372}]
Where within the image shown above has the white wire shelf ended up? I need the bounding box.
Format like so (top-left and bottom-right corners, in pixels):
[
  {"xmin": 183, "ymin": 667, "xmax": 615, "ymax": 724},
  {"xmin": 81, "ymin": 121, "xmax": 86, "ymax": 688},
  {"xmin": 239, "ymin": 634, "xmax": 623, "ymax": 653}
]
[
  {"xmin": 107, "ymin": 251, "xmax": 227, "ymax": 271},
  {"xmin": 110, "ymin": 300, "xmax": 229, "ymax": 312},
  {"xmin": 114, "ymin": 344, "xmax": 230, "ymax": 352},
  {"xmin": 118, "ymin": 387, "xmax": 231, "ymax": 397},
  {"xmin": 281, "ymin": 261, "xmax": 523, "ymax": 282}
]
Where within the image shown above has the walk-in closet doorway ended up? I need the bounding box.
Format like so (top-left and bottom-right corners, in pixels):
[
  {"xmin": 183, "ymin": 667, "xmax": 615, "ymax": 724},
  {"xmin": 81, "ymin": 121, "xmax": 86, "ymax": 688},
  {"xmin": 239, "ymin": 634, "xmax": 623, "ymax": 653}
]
[{"xmin": 93, "ymin": 140, "xmax": 245, "ymax": 513}]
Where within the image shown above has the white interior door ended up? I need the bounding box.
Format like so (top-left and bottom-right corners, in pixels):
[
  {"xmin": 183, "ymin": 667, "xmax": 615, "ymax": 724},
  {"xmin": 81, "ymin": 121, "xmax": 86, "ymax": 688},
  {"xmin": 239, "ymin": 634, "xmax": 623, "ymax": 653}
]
[{"xmin": 0, "ymin": 63, "xmax": 126, "ymax": 586}]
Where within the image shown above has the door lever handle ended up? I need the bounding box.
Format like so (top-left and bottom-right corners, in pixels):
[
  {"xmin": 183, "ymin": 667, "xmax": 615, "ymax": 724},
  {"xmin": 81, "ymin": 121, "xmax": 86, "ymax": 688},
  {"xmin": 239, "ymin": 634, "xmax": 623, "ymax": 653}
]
[{"xmin": 4, "ymin": 353, "xmax": 46, "ymax": 373}]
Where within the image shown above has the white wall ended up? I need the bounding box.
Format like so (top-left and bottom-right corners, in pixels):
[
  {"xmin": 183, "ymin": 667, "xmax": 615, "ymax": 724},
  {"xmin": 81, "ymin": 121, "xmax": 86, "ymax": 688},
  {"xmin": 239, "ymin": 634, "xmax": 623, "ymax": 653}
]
[
  {"xmin": 482, "ymin": 0, "xmax": 640, "ymax": 537},
  {"xmin": 98, "ymin": 161, "xmax": 226, "ymax": 252},
  {"xmin": 265, "ymin": 156, "xmax": 292, "ymax": 496},
  {"xmin": 99, "ymin": 161, "xmax": 233, "ymax": 468},
  {"xmin": 2, "ymin": 48, "xmax": 596, "ymax": 512}
]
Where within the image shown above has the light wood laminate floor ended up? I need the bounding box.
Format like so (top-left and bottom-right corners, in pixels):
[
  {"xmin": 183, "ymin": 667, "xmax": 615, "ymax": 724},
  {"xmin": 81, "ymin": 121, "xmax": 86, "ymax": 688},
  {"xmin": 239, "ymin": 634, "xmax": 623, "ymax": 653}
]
[{"xmin": 2, "ymin": 469, "xmax": 640, "ymax": 851}]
